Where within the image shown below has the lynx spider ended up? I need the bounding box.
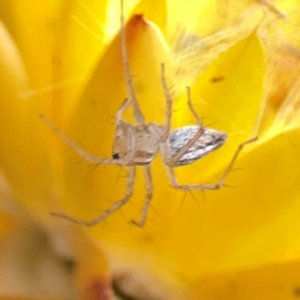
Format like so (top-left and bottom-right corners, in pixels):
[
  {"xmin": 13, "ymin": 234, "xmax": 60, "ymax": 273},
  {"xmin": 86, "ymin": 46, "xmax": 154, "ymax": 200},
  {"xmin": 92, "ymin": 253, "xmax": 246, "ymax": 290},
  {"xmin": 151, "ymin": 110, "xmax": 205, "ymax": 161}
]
[{"xmin": 41, "ymin": 0, "xmax": 257, "ymax": 227}]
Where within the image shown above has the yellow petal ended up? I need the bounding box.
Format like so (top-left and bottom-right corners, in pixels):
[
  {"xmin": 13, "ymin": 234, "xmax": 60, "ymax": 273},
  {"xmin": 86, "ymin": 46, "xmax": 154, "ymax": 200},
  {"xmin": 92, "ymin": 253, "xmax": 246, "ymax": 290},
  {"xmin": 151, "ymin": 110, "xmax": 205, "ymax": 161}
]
[
  {"xmin": 50, "ymin": 0, "xmax": 119, "ymax": 121},
  {"xmin": 186, "ymin": 258, "xmax": 300, "ymax": 300},
  {"xmin": 0, "ymin": 20, "xmax": 53, "ymax": 224},
  {"xmin": 134, "ymin": 0, "xmax": 167, "ymax": 33},
  {"xmin": 0, "ymin": 210, "xmax": 19, "ymax": 240},
  {"xmin": 0, "ymin": 0, "xmax": 61, "ymax": 113}
]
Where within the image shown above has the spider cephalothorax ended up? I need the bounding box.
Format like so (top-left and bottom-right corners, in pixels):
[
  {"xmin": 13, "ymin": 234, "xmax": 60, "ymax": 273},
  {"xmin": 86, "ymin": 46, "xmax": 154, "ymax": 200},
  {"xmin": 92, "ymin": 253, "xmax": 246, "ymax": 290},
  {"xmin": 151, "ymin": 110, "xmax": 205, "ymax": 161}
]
[{"xmin": 112, "ymin": 118, "xmax": 162, "ymax": 166}]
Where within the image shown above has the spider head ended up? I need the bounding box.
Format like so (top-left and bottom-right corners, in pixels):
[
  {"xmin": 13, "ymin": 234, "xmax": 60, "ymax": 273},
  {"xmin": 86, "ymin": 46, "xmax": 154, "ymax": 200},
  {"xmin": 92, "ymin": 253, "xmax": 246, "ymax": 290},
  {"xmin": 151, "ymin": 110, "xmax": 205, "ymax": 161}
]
[{"xmin": 112, "ymin": 121, "xmax": 130, "ymax": 160}]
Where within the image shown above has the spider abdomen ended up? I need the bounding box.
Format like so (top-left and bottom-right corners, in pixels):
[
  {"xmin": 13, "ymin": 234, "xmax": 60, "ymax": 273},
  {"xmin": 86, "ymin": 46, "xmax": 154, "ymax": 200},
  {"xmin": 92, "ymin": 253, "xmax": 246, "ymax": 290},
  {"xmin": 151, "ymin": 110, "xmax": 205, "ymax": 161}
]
[{"xmin": 169, "ymin": 125, "xmax": 227, "ymax": 166}]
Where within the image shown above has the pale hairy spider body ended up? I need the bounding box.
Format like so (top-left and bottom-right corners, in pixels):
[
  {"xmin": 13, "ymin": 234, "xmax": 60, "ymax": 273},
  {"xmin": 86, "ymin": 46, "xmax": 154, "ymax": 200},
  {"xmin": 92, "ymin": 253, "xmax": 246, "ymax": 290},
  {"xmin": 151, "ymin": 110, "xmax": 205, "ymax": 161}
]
[
  {"xmin": 112, "ymin": 115, "xmax": 227, "ymax": 167},
  {"xmin": 41, "ymin": 0, "xmax": 257, "ymax": 227},
  {"xmin": 112, "ymin": 117, "xmax": 163, "ymax": 166}
]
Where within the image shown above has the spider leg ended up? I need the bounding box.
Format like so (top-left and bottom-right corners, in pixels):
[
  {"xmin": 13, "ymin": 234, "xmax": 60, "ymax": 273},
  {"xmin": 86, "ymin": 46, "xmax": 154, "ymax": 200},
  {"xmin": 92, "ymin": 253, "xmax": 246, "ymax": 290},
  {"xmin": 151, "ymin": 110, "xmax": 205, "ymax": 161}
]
[
  {"xmin": 120, "ymin": 0, "xmax": 145, "ymax": 126},
  {"xmin": 131, "ymin": 165, "xmax": 153, "ymax": 227},
  {"xmin": 167, "ymin": 87, "xmax": 205, "ymax": 166},
  {"xmin": 159, "ymin": 68, "xmax": 205, "ymax": 166},
  {"xmin": 166, "ymin": 137, "xmax": 257, "ymax": 191},
  {"xmin": 50, "ymin": 166, "xmax": 136, "ymax": 226},
  {"xmin": 40, "ymin": 111, "xmax": 136, "ymax": 166},
  {"xmin": 160, "ymin": 63, "xmax": 173, "ymax": 141},
  {"xmin": 40, "ymin": 114, "xmax": 119, "ymax": 165},
  {"xmin": 186, "ymin": 87, "xmax": 203, "ymax": 127},
  {"xmin": 115, "ymin": 98, "xmax": 132, "ymax": 122}
]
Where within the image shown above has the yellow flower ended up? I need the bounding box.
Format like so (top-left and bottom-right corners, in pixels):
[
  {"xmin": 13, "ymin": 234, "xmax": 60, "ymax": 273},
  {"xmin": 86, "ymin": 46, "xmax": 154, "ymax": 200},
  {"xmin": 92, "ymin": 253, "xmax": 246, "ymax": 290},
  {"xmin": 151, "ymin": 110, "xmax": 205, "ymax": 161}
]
[{"xmin": 0, "ymin": 0, "xmax": 299, "ymax": 300}]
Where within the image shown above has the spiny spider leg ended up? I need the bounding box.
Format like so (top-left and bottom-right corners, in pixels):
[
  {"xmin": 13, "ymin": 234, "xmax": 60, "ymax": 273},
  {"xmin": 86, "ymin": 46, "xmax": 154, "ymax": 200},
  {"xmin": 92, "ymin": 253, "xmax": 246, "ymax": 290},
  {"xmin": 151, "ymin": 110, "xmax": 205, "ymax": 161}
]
[
  {"xmin": 165, "ymin": 137, "xmax": 257, "ymax": 191},
  {"xmin": 115, "ymin": 97, "xmax": 133, "ymax": 121},
  {"xmin": 50, "ymin": 167, "xmax": 136, "ymax": 226},
  {"xmin": 160, "ymin": 63, "xmax": 173, "ymax": 141},
  {"xmin": 120, "ymin": 0, "xmax": 145, "ymax": 126},
  {"xmin": 186, "ymin": 87, "xmax": 202, "ymax": 127},
  {"xmin": 159, "ymin": 63, "xmax": 258, "ymax": 191},
  {"xmin": 159, "ymin": 65, "xmax": 206, "ymax": 166},
  {"xmin": 40, "ymin": 114, "xmax": 115, "ymax": 165},
  {"xmin": 40, "ymin": 98, "xmax": 134, "ymax": 166},
  {"xmin": 167, "ymin": 87, "xmax": 206, "ymax": 166},
  {"xmin": 131, "ymin": 165, "xmax": 153, "ymax": 227}
]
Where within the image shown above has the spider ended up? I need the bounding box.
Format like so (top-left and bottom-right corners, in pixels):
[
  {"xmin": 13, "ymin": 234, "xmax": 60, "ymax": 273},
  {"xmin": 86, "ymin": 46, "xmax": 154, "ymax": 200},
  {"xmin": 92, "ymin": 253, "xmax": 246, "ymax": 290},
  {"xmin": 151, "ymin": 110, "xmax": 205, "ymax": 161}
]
[{"xmin": 41, "ymin": 0, "xmax": 257, "ymax": 227}]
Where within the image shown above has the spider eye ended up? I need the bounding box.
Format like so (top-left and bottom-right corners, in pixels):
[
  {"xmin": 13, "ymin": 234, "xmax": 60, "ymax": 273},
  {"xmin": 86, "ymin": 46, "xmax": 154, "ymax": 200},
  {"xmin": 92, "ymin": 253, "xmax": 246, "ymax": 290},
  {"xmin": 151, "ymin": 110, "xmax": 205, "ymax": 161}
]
[{"xmin": 112, "ymin": 153, "xmax": 120, "ymax": 159}]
